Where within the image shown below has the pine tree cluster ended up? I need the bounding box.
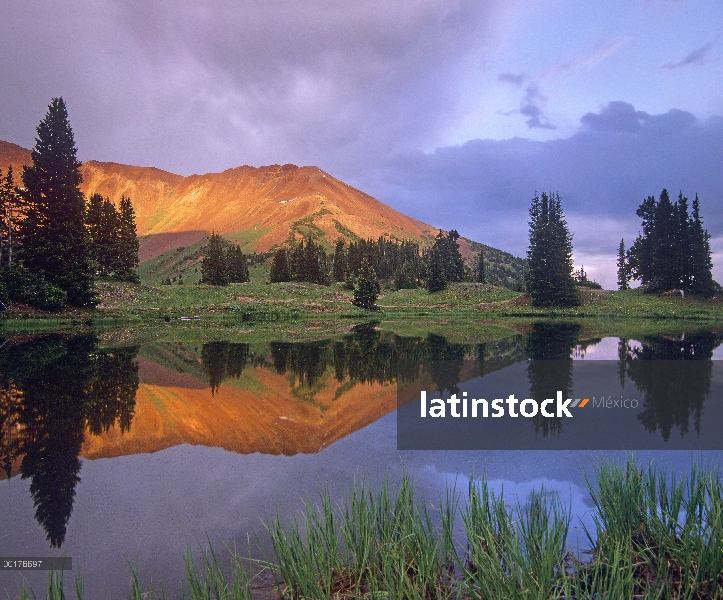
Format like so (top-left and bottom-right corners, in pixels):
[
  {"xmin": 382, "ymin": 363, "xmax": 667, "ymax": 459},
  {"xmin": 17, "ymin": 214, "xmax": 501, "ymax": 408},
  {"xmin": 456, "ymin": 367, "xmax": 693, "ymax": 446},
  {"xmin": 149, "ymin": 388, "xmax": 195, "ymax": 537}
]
[
  {"xmin": 525, "ymin": 192, "xmax": 580, "ymax": 307},
  {"xmin": 423, "ymin": 230, "xmax": 467, "ymax": 292},
  {"xmin": 269, "ymin": 238, "xmax": 330, "ymax": 284},
  {"xmin": 270, "ymin": 231, "xmax": 474, "ymax": 296},
  {"xmin": 85, "ymin": 193, "xmax": 139, "ymax": 281},
  {"xmin": 342, "ymin": 237, "xmax": 422, "ymax": 282},
  {"xmin": 627, "ymin": 189, "xmax": 716, "ymax": 295},
  {"xmin": 200, "ymin": 233, "xmax": 250, "ymax": 286},
  {"xmin": 0, "ymin": 98, "xmax": 141, "ymax": 310}
]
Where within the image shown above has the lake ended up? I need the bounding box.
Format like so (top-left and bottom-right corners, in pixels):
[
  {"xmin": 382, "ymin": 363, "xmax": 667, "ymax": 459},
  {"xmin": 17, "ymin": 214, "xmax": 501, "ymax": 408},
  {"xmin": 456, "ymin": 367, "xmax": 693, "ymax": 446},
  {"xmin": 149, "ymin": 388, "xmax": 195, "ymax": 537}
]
[{"xmin": 2, "ymin": 323, "xmax": 723, "ymax": 598}]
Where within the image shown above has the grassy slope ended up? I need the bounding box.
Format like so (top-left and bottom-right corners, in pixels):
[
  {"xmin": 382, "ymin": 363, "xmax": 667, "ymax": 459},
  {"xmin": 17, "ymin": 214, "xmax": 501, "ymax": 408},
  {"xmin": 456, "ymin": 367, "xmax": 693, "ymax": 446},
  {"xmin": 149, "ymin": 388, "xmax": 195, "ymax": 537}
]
[
  {"xmin": 137, "ymin": 237, "xmax": 269, "ymax": 285},
  {"xmin": 465, "ymin": 238, "xmax": 527, "ymax": 287}
]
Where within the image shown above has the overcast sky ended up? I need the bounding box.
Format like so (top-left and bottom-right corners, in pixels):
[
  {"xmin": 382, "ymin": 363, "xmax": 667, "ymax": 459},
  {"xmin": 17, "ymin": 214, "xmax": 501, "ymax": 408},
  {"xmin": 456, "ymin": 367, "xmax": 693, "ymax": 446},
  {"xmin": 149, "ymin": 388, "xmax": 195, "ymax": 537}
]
[{"xmin": 1, "ymin": 0, "xmax": 721, "ymax": 288}]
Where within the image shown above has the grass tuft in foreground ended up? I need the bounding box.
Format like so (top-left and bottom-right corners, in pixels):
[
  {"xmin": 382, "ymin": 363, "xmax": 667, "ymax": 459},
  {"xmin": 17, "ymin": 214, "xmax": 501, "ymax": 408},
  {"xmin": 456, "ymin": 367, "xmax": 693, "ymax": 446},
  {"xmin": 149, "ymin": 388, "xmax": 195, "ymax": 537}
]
[{"xmin": 17, "ymin": 457, "xmax": 723, "ymax": 599}]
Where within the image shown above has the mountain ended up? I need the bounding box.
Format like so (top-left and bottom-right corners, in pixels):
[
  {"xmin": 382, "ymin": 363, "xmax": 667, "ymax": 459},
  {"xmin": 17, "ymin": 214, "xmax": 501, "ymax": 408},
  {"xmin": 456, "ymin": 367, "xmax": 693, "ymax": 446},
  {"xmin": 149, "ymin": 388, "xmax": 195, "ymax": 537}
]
[
  {"xmin": 0, "ymin": 140, "xmax": 435, "ymax": 261},
  {"xmin": 0, "ymin": 139, "xmax": 525, "ymax": 286}
]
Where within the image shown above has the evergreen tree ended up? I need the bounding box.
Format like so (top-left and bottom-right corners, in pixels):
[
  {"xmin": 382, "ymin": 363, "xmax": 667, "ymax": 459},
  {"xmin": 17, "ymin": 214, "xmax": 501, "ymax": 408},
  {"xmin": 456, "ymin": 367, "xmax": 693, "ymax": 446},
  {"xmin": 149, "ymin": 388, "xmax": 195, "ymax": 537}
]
[
  {"xmin": 85, "ymin": 193, "xmax": 119, "ymax": 276},
  {"xmin": 226, "ymin": 244, "xmax": 249, "ymax": 283},
  {"xmin": 629, "ymin": 189, "xmax": 716, "ymax": 294},
  {"xmin": 0, "ymin": 166, "xmax": 21, "ymax": 267},
  {"xmin": 689, "ymin": 194, "xmax": 715, "ymax": 294},
  {"xmin": 332, "ymin": 239, "xmax": 347, "ymax": 282},
  {"xmin": 269, "ymin": 248, "xmax": 291, "ymax": 283},
  {"xmin": 430, "ymin": 230, "xmax": 466, "ymax": 283},
  {"xmin": 352, "ymin": 257, "xmax": 380, "ymax": 310},
  {"xmin": 675, "ymin": 192, "xmax": 691, "ymax": 289},
  {"xmin": 475, "ymin": 248, "xmax": 485, "ymax": 283},
  {"xmin": 651, "ymin": 189, "xmax": 677, "ymax": 291},
  {"xmin": 200, "ymin": 232, "xmax": 228, "ymax": 285},
  {"xmin": 115, "ymin": 195, "xmax": 139, "ymax": 282},
  {"xmin": 19, "ymin": 98, "xmax": 95, "ymax": 306},
  {"xmin": 425, "ymin": 247, "xmax": 447, "ymax": 293},
  {"xmin": 617, "ymin": 238, "xmax": 629, "ymax": 291},
  {"xmin": 394, "ymin": 260, "xmax": 418, "ymax": 290},
  {"xmin": 525, "ymin": 192, "xmax": 579, "ymax": 307}
]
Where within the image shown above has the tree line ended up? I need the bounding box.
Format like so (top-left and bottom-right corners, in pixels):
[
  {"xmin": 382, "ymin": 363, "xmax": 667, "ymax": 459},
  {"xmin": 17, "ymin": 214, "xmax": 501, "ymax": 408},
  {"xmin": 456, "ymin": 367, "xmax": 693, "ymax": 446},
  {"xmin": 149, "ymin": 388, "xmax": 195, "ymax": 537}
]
[
  {"xmin": 525, "ymin": 188, "xmax": 717, "ymax": 307},
  {"xmin": 200, "ymin": 227, "xmax": 494, "ymax": 311},
  {"xmin": 0, "ymin": 98, "xmax": 140, "ymax": 310},
  {"xmin": 260, "ymin": 230, "xmax": 487, "ymax": 310}
]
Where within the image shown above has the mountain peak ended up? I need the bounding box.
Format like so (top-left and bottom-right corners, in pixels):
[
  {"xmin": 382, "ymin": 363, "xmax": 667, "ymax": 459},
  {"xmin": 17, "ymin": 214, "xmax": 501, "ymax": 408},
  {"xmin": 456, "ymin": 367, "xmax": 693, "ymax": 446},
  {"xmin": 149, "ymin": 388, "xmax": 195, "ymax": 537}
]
[{"xmin": 0, "ymin": 140, "xmax": 437, "ymax": 261}]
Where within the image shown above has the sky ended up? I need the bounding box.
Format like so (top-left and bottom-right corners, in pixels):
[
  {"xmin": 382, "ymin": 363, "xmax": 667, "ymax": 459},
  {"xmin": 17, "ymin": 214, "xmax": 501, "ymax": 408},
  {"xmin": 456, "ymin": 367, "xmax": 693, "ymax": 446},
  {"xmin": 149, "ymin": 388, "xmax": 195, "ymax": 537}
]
[{"xmin": 1, "ymin": 0, "xmax": 722, "ymax": 288}]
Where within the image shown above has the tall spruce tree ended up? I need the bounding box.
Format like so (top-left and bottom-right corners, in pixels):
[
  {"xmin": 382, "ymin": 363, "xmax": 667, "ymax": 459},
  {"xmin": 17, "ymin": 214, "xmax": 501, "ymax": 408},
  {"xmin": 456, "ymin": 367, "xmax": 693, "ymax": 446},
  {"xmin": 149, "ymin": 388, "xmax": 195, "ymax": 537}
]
[
  {"xmin": 430, "ymin": 230, "xmax": 466, "ymax": 283},
  {"xmin": 269, "ymin": 248, "xmax": 291, "ymax": 283},
  {"xmin": 689, "ymin": 194, "xmax": 715, "ymax": 294},
  {"xmin": 200, "ymin": 232, "xmax": 228, "ymax": 285},
  {"xmin": 617, "ymin": 238, "xmax": 629, "ymax": 291},
  {"xmin": 425, "ymin": 247, "xmax": 447, "ymax": 293},
  {"xmin": 651, "ymin": 189, "xmax": 677, "ymax": 291},
  {"xmin": 115, "ymin": 195, "xmax": 139, "ymax": 282},
  {"xmin": 352, "ymin": 257, "xmax": 380, "ymax": 310},
  {"xmin": 226, "ymin": 244, "xmax": 249, "ymax": 283},
  {"xmin": 85, "ymin": 193, "xmax": 119, "ymax": 277},
  {"xmin": 19, "ymin": 98, "xmax": 95, "ymax": 306},
  {"xmin": 332, "ymin": 239, "xmax": 347, "ymax": 282},
  {"xmin": 525, "ymin": 191, "xmax": 579, "ymax": 307}
]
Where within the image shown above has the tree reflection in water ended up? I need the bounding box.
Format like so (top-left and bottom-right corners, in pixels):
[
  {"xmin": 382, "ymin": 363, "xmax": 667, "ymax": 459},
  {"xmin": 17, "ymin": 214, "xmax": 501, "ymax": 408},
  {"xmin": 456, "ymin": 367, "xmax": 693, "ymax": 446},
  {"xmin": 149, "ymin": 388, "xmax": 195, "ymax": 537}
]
[
  {"xmin": 0, "ymin": 335, "xmax": 139, "ymax": 547},
  {"xmin": 266, "ymin": 324, "xmax": 472, "ymax": 396},
  {"xmin": 620, "ymin": 331, "xmax": 723, "ymax": 441},
  {"xmin": 525, "ymin": 322, "xmax": 582, "ymax": 438},
  {"xmin": 201, "ymin": 342, "xmax": 250, "ymax": 395}
]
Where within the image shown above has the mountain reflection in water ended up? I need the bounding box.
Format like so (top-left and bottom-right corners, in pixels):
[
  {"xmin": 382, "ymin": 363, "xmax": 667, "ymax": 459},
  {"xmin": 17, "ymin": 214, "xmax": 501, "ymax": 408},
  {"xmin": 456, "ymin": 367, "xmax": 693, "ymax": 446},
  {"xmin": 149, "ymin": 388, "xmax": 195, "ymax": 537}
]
[{"xmin": 1, "ymin": 323, "xmax": 722, "ymax": 548}]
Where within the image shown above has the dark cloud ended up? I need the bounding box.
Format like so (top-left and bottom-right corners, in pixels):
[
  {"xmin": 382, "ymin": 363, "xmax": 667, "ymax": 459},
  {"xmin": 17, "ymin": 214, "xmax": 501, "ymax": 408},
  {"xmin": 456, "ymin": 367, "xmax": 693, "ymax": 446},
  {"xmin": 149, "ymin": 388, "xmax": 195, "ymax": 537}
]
[
  {"xmin": 498, "ymin": 72, "xmax": 526, "ymax": 86},
  {"xmin": 520, "ymin": 83, "xmax": 556, "ymax": 130},
  {"xmin": 581, "ymin": 101, "xmax": 697, "ymax": 136},
  {"xmin": 662, "ymin": 36, "xmax": 719, "ymax": 69},
  {"xmin": 0, "ymin": 0, "xmax": 505, "ymax": 176},
  {"xmin": 356, "ymin": 103, "xmax": 723, "ymax": 287},
  {"xmin": 500, "ymin": 81, "xmax": 556, "ymax": 129},
  {"xmin": 581, "ymin": 101, "xmax": 647, "ymax": 133}
]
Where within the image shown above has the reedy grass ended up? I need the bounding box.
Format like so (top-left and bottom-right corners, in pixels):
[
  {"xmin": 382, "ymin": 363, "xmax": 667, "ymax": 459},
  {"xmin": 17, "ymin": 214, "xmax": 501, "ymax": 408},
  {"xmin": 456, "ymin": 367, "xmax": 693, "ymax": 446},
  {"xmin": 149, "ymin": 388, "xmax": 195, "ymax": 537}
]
[{"xmin": 15, "ymin": 458, "xmax": 723, "ymax": 600}]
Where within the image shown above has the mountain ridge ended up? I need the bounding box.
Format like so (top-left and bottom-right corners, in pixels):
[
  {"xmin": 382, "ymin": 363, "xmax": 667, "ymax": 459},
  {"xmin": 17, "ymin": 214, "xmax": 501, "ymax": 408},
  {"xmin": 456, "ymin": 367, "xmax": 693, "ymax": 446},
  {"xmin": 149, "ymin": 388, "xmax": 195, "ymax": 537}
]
[
  {"xmin": 1, "ymin": 140, "xmax": 438, "ymax": 261},
  {"xmin": 0, "ymin": 139, "xmax": 525, "ymax": 287}
]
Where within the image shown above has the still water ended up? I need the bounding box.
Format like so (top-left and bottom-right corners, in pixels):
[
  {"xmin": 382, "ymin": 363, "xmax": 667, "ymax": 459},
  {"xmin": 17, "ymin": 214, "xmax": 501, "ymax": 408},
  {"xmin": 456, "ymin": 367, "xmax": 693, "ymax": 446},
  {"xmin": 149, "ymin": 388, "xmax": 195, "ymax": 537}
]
[{"xmin": 2, "ymin": 323, "xmax": 723, "ymax": 597}]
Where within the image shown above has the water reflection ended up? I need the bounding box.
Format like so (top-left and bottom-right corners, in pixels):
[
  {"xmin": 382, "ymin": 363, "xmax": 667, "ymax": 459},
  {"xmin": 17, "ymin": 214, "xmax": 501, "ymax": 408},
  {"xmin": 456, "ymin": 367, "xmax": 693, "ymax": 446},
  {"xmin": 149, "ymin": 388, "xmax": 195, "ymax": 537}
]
[
  {"xmin": 201, "ymin": 341, "xmax": 251, "ymax": 395},
  {"xmin": 0, "ymin": 335, "xmax": 139, "ymax": 547},
  {"xmin": 525, "ymin": 322, "xmax": 581, "ymax": 437},
  {"xmin": 214, "ymin": 324, "xmax": 509, "ymax": 397},
  {"xmin": 2, "ymin": 324, "xmax": 723, "ymax": 548},
  {"xmin": 619, "ymin": 331, "xmax": 723, "ymax": 441}
]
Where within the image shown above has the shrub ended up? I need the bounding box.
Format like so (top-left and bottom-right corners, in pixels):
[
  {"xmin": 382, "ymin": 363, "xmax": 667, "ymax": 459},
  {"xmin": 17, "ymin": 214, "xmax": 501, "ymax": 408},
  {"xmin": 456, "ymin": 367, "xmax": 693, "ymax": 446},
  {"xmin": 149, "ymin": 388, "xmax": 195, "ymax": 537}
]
[{"xmin": 2, "ymin": 266, "xmax": 67, "ymax": 311}]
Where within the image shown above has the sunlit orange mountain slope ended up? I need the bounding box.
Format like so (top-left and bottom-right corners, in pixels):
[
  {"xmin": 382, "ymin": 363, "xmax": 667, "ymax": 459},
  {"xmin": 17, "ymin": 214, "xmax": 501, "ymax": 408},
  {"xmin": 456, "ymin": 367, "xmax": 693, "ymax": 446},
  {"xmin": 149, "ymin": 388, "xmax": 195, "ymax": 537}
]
[
  {"xmin": 0, "ymin": 140, "xmax": 437, "ymax": 261},
  {"xmin": 80, "ymin": 357, "xmax": 490, "ymax": 459}
]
